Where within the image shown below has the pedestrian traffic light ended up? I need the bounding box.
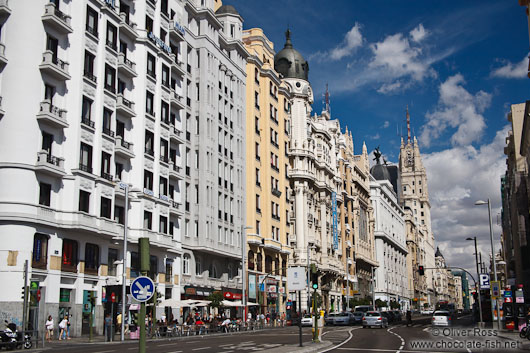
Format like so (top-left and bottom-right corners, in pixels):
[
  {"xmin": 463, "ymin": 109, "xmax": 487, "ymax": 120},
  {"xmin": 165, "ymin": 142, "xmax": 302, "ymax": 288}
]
[
  {"xmin": 89, "ymin": 291, "xmax": 96, "ymax": 306},
  {"xmin": 311, "ymin": 272, "xmax": 318, "ymax": 289},
  {"xmin": 418, "ymin": 266, "xmax": 424, "ymax": 276},
  {"xmin": 21, "ymin": 286, "xmax": 27, "ymax": 301}
]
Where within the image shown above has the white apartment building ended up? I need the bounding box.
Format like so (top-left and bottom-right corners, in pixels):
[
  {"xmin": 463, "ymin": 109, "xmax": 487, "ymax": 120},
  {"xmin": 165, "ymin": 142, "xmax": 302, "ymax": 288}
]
[
  {"xmin": 0, "ymin": 0, "xmax": 246, "ymax": 337},
  {"xmin": 370, "ymin": 160, "xmax": 409, "ymax": 310}
]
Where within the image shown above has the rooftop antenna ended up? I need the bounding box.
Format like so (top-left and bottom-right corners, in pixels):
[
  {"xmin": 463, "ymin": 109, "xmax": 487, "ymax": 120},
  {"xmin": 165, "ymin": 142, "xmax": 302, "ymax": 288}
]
[
  {"xmin": 323, "ymin": 83, "xmax": 330, "ymax": 113},
  {"xmin": 406, "ymin": 105, "xmax": 411, "ymax": 144}
]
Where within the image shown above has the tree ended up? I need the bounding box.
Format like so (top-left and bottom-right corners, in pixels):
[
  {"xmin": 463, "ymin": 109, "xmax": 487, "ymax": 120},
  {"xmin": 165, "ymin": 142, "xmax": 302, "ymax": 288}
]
[
  {"xmin": 375, "ymin": 299, "xmax": 388, "ymax": 308},
  {"xmin": 390, "ymin": 301, "xmax": 401, "ymax": 309},
  {"xmin": 207, "ymin": 292, "xmax": 224, "ymax": 309}
]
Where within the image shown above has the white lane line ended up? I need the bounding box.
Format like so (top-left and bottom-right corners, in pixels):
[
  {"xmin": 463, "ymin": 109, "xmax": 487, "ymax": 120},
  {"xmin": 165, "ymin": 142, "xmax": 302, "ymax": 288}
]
[
  {"xmin": 127, "ymin": 348, "xmax": 136, "ymax": 351},
  {"xmin": 319, "ymin": 327, "xmax": 362, "ymax": 353},
  {"xmin": 192, "ymin": 348, "xmax": 211, "ymax": 351},
  {"xmin": 387, "ymin": 327, "xmax": 405, "ymax": 353},
  {"xmin": 165, "ymin": 351, "xmax": 183, "ymax": 353}
]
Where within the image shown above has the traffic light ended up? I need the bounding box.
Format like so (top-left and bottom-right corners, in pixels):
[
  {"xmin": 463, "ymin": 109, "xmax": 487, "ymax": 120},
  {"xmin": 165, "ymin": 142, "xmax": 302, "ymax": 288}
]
[
  {"xmin": 29, "ymin": 280, "xmax": 39, "ymax": 306},
  {"xmin": 21, "ymin": 286, "xmax": 27, "ymax": 301},
  {"xmin": 89, "ymin": 291, "xmax": 96, "ymax": 306},
  {"xmin": 418, "ymin": 266, "xmax": 424, "ymax": 276},
  {"xmin": 311, "ymin": 272, "xmax": 318, "ymax": 290}
]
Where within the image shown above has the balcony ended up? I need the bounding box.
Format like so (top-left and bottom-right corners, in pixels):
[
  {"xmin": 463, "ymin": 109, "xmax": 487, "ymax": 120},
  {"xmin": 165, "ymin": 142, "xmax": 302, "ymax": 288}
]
[
  {"xmin": 170, "ymin": 89, "xmax": 185, "ymax": 109},
  {"xmin": 36, "ymin": 100, "xmax": 68, "ymax": 128},
  {"xmin": 35, "ymin": 151, "xmax": 65, "ymax": 177},
  {"xmin": 169, "ymin": 20, "xmax": 186, "ymax": 42},
  {"xmin": 118, "ymin": 53, "xmax": 137, "ymax": 78},
  {"xmin": 169, "ymin": 200, "xmax": 182, "ymax": 215},
  {"xmin": 169, "ymin": 162, "xmax": 182, "ymax": 179},
  {"xmin": 116, "ymin": 94, "xmax": 135, "ymax": 117},
  {"xmin": 0, "ymin": 0, "xmax": 10, "ymax": 18},
  {"xmin": 41, "ymin": 3, "xmax": 73, "ymax": 34},
  {"xmin": 115, "ymin": 136, "xmax": 135, "ymax": 158},
  {"xmin": 169, "ymin": 125, "xmax": 184, "ymax": 144},
  {"xmin": 171, "ymin": 56, "xmax": 186, "ymax": 77},
  {"xmin": 0, "ymin": 42, "xmax": 7, "ymax": 66},
  {"xmin": 101, "ymin": 172, "xmax": 113, "ymax": 182},
  {"xmin": 39, "ymin": 50, "xmax": 71, "ymax": 81},
  {"xmin": 271, "ymin": 188, "xmax": 282, "ymax": 198},
  {"xmin": 119, "ymin": 13, "xmax": 138, "ymax": 39}
]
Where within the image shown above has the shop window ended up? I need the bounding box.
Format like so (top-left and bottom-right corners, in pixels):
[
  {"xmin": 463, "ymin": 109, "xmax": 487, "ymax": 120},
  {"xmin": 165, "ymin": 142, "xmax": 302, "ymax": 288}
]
[
  {"xmin": 84, "ymin": 243, "xmax": 99, "ymax": 275},
  {"xmin": 62, "ymin": 239, "xmax": 78, "ymax": 272},
  {"xmin": 32, "ymin": 233, "xmax": 48, "ymax": 269},
  {"xmin": 256, "ymin": 253, "xmax": 262, "ymax": 272}
]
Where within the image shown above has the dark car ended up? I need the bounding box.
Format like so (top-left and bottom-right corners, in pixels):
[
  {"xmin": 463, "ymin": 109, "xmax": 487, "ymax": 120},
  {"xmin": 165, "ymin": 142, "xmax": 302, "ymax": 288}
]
[
  {"xmin": 334, "ymin": 312, "xmax": 355, "ymax": 325},
  {"xmin": 381, "ymin": 311, "xmax": 394, "ymax": 324},
  {"xmin": 325, "ymin": 313, "xmax": 336, "ymax": 326},
  {"xmin": 352, "ymin": 312, "xmax": 364, "ymax": 324},
  {"xmin": 392, "ymin": 311, "xmax": 402, "ymax": 322}
]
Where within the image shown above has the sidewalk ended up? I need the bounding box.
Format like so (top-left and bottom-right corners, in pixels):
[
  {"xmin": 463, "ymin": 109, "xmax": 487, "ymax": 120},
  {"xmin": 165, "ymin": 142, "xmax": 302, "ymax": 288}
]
[{"xmin": 498, "ymin": 329, "xmax": 530, "ymax": 351}]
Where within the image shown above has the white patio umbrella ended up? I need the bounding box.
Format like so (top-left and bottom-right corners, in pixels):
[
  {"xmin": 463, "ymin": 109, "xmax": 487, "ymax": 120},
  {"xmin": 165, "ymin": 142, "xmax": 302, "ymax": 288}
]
[{"xmin": 246, "ymin": 301, "xmax": 260, "ymax": 306}]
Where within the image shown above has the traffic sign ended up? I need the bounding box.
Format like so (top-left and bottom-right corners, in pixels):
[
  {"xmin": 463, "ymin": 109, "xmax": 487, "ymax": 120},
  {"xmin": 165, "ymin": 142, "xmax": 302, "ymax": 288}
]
[
  {"xmin": 504, "ymin": 290, "xmax": 512, "ymax": 298},
  {"xmin": 287, "ymin": 267, "xmax": 307, "ymax": 291},
  {"xmin": 491, "ymin": 281, "xmax": 500, "ymax": 299},
  {"xmin": 479, "ymin": 273, "xmax": 490, "ymax": 290},
  {"xmin": 130, "ymin": 276, "xmax": 155, "ymax": 302}
]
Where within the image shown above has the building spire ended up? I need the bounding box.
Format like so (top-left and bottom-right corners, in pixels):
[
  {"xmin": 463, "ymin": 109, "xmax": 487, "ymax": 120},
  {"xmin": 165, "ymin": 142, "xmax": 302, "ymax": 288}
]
[
  {"xmin": 284, "ymin": 28, "xmax": 293, "ymax": 49},
  {"xmin": 323, "ymin": 83, "xmax": 330, "ymax": 113},
  {"xmin": 406, "ymin": 105, "xmax": 411, "ymax": 144}
]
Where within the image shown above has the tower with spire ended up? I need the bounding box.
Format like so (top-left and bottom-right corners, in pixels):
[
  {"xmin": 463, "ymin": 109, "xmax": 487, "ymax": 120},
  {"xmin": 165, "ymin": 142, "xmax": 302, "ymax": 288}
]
[{"xmin": 398, "ymin": 107, "xmax": 437, "ymax": 308}]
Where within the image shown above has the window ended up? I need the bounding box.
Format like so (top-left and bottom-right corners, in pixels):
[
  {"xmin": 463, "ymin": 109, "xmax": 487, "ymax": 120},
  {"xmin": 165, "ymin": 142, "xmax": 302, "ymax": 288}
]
[
  {"xmin": 32, "ymin": 233, "xmax": 48, "ymax": 269},
  {"xmin": 62, "ymin": 239, "xmax": 78, "ymax": 271},
  {"xmin": 80, "ymin": 143, "xmax": 93, "ymax": 172},
  {"xmin": 107, "ymin": 248, "xmax": 118, "ymax": 276},
  {"xmin": 161, "ymin": 0, "xmax": 168, "ymax": 15},
  {"xmin": 256, "ymin": 220, "xmax": 260, "ymax": 235},
  {"xmin": 41, "ymin": 131, "xmax": 53, "ymax": 154},
  {"xmin": 145, "ymin": 130, "xmax": 154, "ymax": 155},
  {"xmin": 159, "ymin": 176, "xmax": 168, "ymax": 196},
  {"xmin": 79, "ymin": 190, "xmax": 90, "ymax": 212},
  {"xmin": 255, "ymin": 142, "xmax": 260, "ymax": 160},
  {"xmin": 101, "ymin": 151, "xmax": 112, "ymax": 180},
  {"xmin": 165, "ymin": 258, "xmax": 173, "ymax": 280},
  {"xmin": 84, "ymin": 51, "xmax": 95, "ymax": 81},
  {"xmin": 255, "ymin": 116, "xmax": 260, "ymax": 134},
  {"xmin": 144, "ymin": 170, "xmax": 153, "ymax": 190},
  {"xmin": 160, "ymin": 215, "xmax": 168, "ymax": 233},
  {"xmin": 39, "ymin": 183, "xmax": 51, "ymax": 206},
  {"xmin": 256, "ymin": 194, "xmax": 260, "ymax": 213},
  {"xmin": 104, "ymin": 64, "xmax": 116, "ymax": 93},
  {"xmin": 44, "ymin": 83, "xmax": 55, "ymax": 104},
  {"xmin": 115, "ymin": 162, "xmax": 123, "ymax": 180},
  {"xmin": 195, "ymin": 257, "xmax": 201, "ymax": 276},
  {"xmin": 195, "ymin": 220, "xmax": 199, "ymax": 237},
  {"xmin": 130, "ymin": 251, "xmax": 139, "ymax": 277},
  {"xmin": 114, "ymin": 205, "xmax": 124, "ymax": 225},
  {"xmin": 183, "ymin": 254, "xmax": 190, "ymax": 275},
  {"xmin": 146, "ymin": 91, "xmax": 154, "ymax": 115},
  {"xmin": 255, "ymin": 168, "xmax": 260, "ymax": 186},
  {"xmin": 145, "ymin": 15, "xmax": 153, "ymax": 34},
  {"xmin": 85, "ymin": 6, "xmax": 98, "ymax": 37},
  {"xmin": 100, "ymin": 197, "xmax": 111, "ymax": 219},
  {"xmin": 106, "ymin": 21, "xmax": 117, "ymax": 50},
  {"xmin": 144, "ymin": 211, "xmax": 152, "ymax": 230},
  {"xmin": 82, "ymin": 96, "xmax": 93, "ymax": 124},
  {"xmin": 162, "ymin": 64, "xmax": 169, "ymax": 87},
  {"xmin": 150, "ymin": 255, "xmax": 158, "ymax": 280},
  {"xmin": 84, "ymin": 243, "xmax": 99, "ymax": 274},
  {"xmin": 147, "ymin": 53, "xmax": 156, "ymax": 78},
  {"xmin": 185, "ymin": 219, "xmax": 190, "ymax": 237},
  {"xmin": 161, "ymin": 102, "xmax": 169, "ymax": 124},
  {"xmin": 254, "ymin": 91, "xmax": 259, "ymax": 109},
  {"xmin": 102, "ymin": 109, "xmax": 114, "ymax": 137}
]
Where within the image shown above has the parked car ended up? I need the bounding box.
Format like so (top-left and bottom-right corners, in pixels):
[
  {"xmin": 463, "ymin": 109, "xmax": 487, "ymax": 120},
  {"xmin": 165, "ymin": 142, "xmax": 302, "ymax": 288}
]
[
  {"xmin": 334, "ymin": 312, "xmax": 355, "ymax": 326},
  {"xmin": 421, "ymin": 308, "xmax": 434, "ymax": 315},
  {"xmin": 432, "ymin": 310, "xmax": 452, "ymax": 327},
  {"xmin": 362, "ymin": 311, "xmax": 388, "ymax": 328},
  {"xmin": 325, "ymin": 313, "xmax": 336, "ymax": 326},
  {"xmin": 381, "ymin": 311, "xmax": 394, "ymax": 324},
  {"xmin": 301, "ymin": 315, "xmax": 313, "ymax": 327},
  {"xmin": 352, "ymin": 312, "xmax": 364, "ymax": 325}
]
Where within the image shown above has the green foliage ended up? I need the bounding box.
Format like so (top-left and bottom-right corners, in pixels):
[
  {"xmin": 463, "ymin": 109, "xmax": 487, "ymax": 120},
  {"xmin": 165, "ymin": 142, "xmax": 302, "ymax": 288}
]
[
  {"xmin": 207, "ymin": 292, "xmax": 224, "ymax": 309},
  {"xmin": 375, "ymin": 299, "xmax": 388, "ymax": 308},
  {"xmin": 423, "ymin": 302, "xmax": 429, "ymax": 308},
  {"xmin": 349, "ymin": 297, "xmax": 372, "ymax": 308},
  {"xmin": 390, "ymin": 301, "xmax": 401, "ymax": 309}
]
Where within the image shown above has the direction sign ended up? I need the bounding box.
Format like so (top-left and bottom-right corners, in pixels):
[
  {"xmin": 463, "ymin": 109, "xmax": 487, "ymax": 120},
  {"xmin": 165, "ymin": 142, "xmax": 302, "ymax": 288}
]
[
  {"xmin": 479, "ymin": 273, "xmax": 490, "ymax": 290},
  {"xmin": 491, "ymin": 281, "xmax": 500, "ymax": 299},
  {"xmin": 130, "ymin": 276, "xmax": 155, "ymax": 302}
]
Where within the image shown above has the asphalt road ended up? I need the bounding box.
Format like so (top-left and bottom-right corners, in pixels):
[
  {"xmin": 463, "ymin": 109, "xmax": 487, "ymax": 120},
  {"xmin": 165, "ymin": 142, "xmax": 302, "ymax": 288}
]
[{"xmin": 26, "ymin": 316, "xmax": 529, "ymax": 353}]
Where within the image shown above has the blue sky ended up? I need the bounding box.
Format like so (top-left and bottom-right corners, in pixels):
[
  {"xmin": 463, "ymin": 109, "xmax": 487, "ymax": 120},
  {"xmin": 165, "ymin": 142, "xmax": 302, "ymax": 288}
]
[{"xmin": 229, "ymin": 1, "xmax": 529, "ymax": 274}]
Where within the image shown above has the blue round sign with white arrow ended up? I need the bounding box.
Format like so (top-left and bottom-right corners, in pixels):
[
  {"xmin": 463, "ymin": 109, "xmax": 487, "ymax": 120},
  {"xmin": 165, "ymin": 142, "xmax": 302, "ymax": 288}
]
[{"xmin": 130, "ymin": 276, "xmax": 155, "ymax": 302}]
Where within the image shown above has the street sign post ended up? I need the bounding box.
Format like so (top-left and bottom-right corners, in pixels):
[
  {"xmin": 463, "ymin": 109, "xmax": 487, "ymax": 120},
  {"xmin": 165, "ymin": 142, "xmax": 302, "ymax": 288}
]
[
  {"xmin": 491, "ymin": 281, "xmax": 500, "ymax": 299},
  {"xmin": 479, "ymin": 273, "xmax": 490, "ymax": 290},
  {"xmin": 130, "ymin": 276, "xmax": 155, "ymax": 302},
  {"xmin": 287, "ymin": 267, "xmax": 307, "ymax": 291}
]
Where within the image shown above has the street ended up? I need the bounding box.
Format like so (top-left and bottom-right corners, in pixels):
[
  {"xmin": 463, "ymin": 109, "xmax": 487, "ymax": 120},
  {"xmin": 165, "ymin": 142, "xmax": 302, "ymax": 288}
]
[{"xmin": 24, "ymin": 315, "xmax": 530, "ymax": 353}]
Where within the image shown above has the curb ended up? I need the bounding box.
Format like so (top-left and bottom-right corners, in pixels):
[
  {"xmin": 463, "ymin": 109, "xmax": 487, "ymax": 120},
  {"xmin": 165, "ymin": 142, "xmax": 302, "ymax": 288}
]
[{"xmin": 259, "ymin": 340, "xmax": 333, "ymax": 353}]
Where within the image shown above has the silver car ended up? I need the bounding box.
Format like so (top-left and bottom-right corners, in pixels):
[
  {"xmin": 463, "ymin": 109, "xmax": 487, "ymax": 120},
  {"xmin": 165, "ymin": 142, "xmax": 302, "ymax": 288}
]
[
  {"xmin": 334, "ymin": 312, "xmax": 355, "ymax": 325},
  {"xmin": 362, "ymin": 311, "xmax": 388, "ymax": 328}
]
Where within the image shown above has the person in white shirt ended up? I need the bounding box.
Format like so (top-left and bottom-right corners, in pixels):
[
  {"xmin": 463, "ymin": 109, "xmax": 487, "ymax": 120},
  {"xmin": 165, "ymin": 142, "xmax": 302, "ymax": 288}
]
[
  {"xmin": 221, "ymin": 318, "xmax": 231, "ymax": 333},
  {"xmin": 45, "ymin": 316, "xmax": 54, "ymax": 342},
  {"xmin": 58, "ymin": 317, "xmax": 67, "ymax": 340}
]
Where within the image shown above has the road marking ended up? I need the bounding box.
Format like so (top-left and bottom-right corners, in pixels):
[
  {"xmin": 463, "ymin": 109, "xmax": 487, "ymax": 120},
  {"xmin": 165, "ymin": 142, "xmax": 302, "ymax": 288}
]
[
  {"xmin": 337, "ymin": 348, "xmax": 458, "ymax": 353},
  {"xmin": 158, "ymin": 342, "xmax": 179, "ymax": 346},
  {"xmin": 319, "ymin": 327, "xmax": 362, "ymax": 353},
  {"xmin": 387, "ymin": 327, "xmax": 405, "ymax": 353},
  {"xmin": 92, "ymin": 351, "xmax": 116, "ymax": 353},
  {"xmin": 165, "ymin": 351, "xmax": 182, "ymax": 353},
  {"xmin": 192, "ymin": 348, "xmax": 211, "ymax": 351},
  {"xmin": 127, "ymin": 348, "xmax": 136, "ymax": 350}
]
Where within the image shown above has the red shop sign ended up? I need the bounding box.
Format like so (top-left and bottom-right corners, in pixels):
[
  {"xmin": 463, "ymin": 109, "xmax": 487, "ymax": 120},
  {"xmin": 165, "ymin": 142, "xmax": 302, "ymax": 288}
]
[{"xmin": 223, "ymin": 291, "xmax": 242, "ymax": 300}]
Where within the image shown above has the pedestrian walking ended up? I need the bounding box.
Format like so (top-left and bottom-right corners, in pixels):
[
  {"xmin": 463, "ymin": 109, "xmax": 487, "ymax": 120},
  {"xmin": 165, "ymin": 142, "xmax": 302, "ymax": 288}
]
[
  {"xmin": 104, "ymin": 313, "xmax": 113, "ymax": 342},
  {"xmin": 406, "ymin": 310, "xmax": 412, "ymax": 327},
  {"xmin": 66, "ymin": 315, "xmax": 71, "ymax": 339},
  {"xmin": 58, "ymin": 316, "xmax": 67, "ymax": 340},
  {"xmin": 45, "ymin": 315, "xmax": 54, "ymax": 342},
  {"xmin": 116, "ymin": 312, "xmax": 122, "ymax": 335}
]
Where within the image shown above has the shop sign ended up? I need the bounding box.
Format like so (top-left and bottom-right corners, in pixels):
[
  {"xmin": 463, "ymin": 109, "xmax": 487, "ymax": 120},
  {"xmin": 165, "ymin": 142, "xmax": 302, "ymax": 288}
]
[
  {"xmin": 224, "ymin": 291, "xmax": 242, "ymax": 300},
  {"xmin": 267, "ymin": 285, "xmax": 277, "ymax": 293},
  {"xmin": 174, "ymin": 21, "xmax": 186, "ymax": 35},
  {"xmin": 278, "ymin": 287, "xmax": 285, "ymax": 294},
  {"xmin": 185, "ymin": 286, "xmax": 197, "ymax": 295},
  {"xmin": 148, "ymin": 32, "xmax": 172, "ymax": 54}
]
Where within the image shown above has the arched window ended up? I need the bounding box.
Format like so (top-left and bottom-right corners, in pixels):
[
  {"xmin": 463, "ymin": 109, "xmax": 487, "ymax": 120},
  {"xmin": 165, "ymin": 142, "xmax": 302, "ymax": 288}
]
[
  {"xmin": 256, "ymin": 253, "xmax": 262, "ymax": 272},
  {"xmin": 265, "ymin": 255, "xmax": 272, "ymax": 274},
  {"xmin": 84, "ymin": 243, "xmax": 99, "ymax": 275},
  {"xmin": 248, "ymin": 250, "xmax": 254, "ymax": 270},
  {"xmin": 183, "ymin": 254, "xmax": 190, "ymax": 275}
]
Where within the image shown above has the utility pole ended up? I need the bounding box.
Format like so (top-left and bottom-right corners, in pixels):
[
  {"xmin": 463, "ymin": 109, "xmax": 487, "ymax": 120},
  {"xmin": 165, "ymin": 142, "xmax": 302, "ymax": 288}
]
[
  {"xmin": 22, "ymin": 260, "xmax": 28, "ymax": 332},
  {"xmin": 139, "ymin": 238, "xmax": 150, "ymax": 353},
  {"xmin": 371, "ymin": 267, "xmax": 376, "ymax": 309},
  {"xmin": 121, "ymin": 182, "xmax": 129, "ymax": 342}
]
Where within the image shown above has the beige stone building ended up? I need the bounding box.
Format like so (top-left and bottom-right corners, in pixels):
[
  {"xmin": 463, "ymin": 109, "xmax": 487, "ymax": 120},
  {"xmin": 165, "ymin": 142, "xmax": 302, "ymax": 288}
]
[{"xmin": 243, "ymin": 28, "xmax": 292, "ymax": 314}]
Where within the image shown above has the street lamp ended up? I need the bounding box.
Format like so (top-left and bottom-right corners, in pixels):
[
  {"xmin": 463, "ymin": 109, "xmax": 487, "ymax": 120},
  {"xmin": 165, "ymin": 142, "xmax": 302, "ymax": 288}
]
[
  {"xmin": 466, "ymin": 237, "xmax": 484, "ymax": 326},
  {"xmin": 475, "ymin": 199, "xmax": 501, "ymax": 330},
  {"xmin": 307, "ymin": 244, "xmax": 316, "ymax": 312},
  {"xmin": 241, "ymin": 225, "xmax": 252, "ymax": 318}
]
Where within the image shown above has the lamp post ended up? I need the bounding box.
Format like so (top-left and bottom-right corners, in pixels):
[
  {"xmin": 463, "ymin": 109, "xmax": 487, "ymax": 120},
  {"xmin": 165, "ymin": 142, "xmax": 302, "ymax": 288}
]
[
  {"xmin": 466, "ymin": 237, "xmax": 484, "ymax": 326},
  {"xmin": 118, "ymin": 182, "xmax": 130, "ymax": 342},
  {"xmin": 241, "ymin": 226, "xmax": 252, "ymax": 319},
  {"xmin": 307, "ymin": 245, "xmax": 316, "ymax": 312},
  {"xmin": 475, "ymin": 199, "xmax": 501, "ymax": 330}
]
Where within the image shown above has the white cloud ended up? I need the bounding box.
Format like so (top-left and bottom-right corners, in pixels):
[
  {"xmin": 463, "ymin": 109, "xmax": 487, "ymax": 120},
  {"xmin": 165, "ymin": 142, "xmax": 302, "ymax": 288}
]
[
  {"xmin": 311, "ymin": 23, "xmax": 363, "ymax": 62},
  {"xmin": 368, "ymin": 31, "xmax": 436, "ymax": 93},
  {"xmin": 410, "ymin": 23, "xmax": 429, "ymax": 43},
  {"xmin": 420, "ymin": 74, "xmax": 491, "ymax": 147},
  {"xmin": 423, "ymin": 126, "xmax": 509, "ymax": 274},
  {"xmin": 491, "ymin": 56, "xmax": 528, "ymax": 79},
  {"xmin": 370, "ymin": 133, "xmax": 381, "ymax": 140},
  {"xmin": 383, "ymin": 121, "xmax": 390, "ymax": 128}
]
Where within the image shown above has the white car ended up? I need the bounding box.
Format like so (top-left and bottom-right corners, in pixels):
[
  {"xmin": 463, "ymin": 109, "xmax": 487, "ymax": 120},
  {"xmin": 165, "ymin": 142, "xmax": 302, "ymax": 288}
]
[
  {"xmin": 432, "ymin": 310, "xmax": 452, "ymax": 327},
  {"xmin": 301, "ymin": 315, "xmax": 313, "ymax": 327},
  {"xmin": 421, "ymin": 309, "xmax": 434, "ymax": 315}
]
